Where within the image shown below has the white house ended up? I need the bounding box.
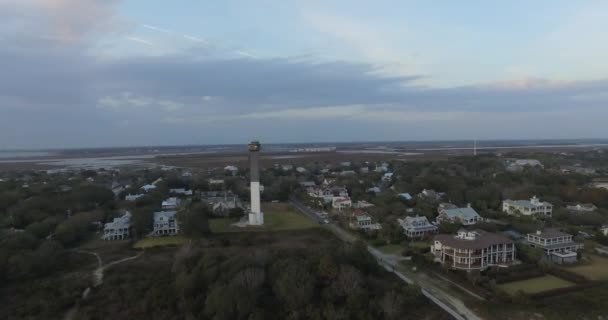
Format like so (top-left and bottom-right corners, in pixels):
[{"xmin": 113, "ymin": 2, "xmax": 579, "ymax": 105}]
[
  {"xmin": 526, "ymin": 229, "xmax": 582, "ymax": 264},
  {"xmin": 351, "ymin": 210, "xmax": 381, "ymax": 231},
  {"xmin": 397, "ymin": 193, "xmax": 413, "ymax": 201},
  {"xmin": 102, "ymin": 211, "xmax": 132, "ymax": 240},
  {"xmin": 502, "ymin": 196, "xmax": 553, "ymax": 217},
  {"xmin": 162, "ymin": 197, "xmax": 182, "ymax": 210},
  {"xmin": 601, "ymin": 225, "xmax": 608, "ymax": 236},
  {"xmin": 353, "ymin": 200, "xmax": 375, "ymax": 209},
  {"xmin": 141, "ymin": 184, "xmax": 157, "ymax": 193},
  {"xmin": 437, "ymin": 204, "xmax": 482, "ymax": 226},
  {"xmin": 170, "ymin": 188, "xmax": 193, "ymax": 196},
  {"xmin": 367, "ymin": 186, "xmax": 381, "ymax": 194},
  {"xmin": 281, "ymin": 164, "xmax": 294, "ymax": 171},
  {"xmin": 153, "ymin": 211, "xmax": 179, "ymax": 236},
  {"xmin": 398, "ymin": 215, "xmax": 438, "ymax": 239},
  {"xmin": 208, "ymin": 178, "xmax": 225, "ymax": 185},
  {"xmin": 332, "ymin": 197, "xmax": 352, "ymax": 210},
  {"xmin": 296, "ymin": 167, "xmax": 307, "ymax": 173},
  {"xmin": 566, "ymin": 203, "xmax": 597, "ymax": 213},
  {"xmin": 506, "ymin": 159, "xmax": 543, "ymax": 172},
  {"xmin": 125, "ymin": 193, "xmax": 144, "ymax": 201},
  {"xmin": 225, "ymin": 165, "xmax": 239, "ymax": 175}
]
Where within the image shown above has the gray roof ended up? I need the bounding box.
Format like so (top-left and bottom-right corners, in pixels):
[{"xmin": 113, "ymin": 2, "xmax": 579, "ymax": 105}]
[
  {"xmin": 154, "ymin": 211, "xmax": 177, "ymax": 222},
  {"xmin": 442, "ymin": 207, "xmax": 480, "ymax": 220},
  {"xmin": 503, "ymin": 199, "xmax": 552, "ymax": 209}
]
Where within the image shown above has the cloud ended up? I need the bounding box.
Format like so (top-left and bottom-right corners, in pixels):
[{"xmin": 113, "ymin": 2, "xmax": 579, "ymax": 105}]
[
  {"xmin": 124, "ymin": 36, "xmax": 154, "ymax": 46},
  {"xmin": 0, "ymin": 0, "xmax": 123, "ymax": 44},
  {"xmin": 1, "ymin": 1, "xmax": 608, "ymax": 148}
]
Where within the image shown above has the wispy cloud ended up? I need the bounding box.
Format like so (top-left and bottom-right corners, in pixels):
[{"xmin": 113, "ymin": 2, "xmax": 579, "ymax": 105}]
[
  {"xmin": 236, "ymin": 50, "xmax": 258, "ymax": 58},
  {"xmin": 142, "ymin": 24, "xmax": 171, "ymax": 34},
  {"xmin": 124, "ymin": 36, "xmax": 154, "ymax": 46}
]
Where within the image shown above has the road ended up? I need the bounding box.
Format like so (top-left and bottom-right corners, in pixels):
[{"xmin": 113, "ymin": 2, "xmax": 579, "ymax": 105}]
[{"xmin": 290, "ymin": 198, "xmax": 484, "ymax": 320}]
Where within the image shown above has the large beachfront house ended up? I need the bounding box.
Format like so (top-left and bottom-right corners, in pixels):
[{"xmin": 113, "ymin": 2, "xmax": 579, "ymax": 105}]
[
  {"xmin": 102, "ymin": 211, "xmax": 132, "ymax": 240},
  {"xmin": 437, "ymin": 204, "xmax": 482, "ymax": 226},
  {"xmin": 526, "ymin": 229, "xmax": 583, "ymax": 264},
  {"xmin": 502, "ymin": 196, "xmax": 553, "ymax": 217},
  {"xmin": 398, "ymin": 215, "xmax": 438, "ymax": 239},
  {"xmin": 431, "ymin": 230, "xmax": 516, "ymax": 271},
  {"xmin": 153, "ymin": 211, "xmax": 179, "ymax": 236}
]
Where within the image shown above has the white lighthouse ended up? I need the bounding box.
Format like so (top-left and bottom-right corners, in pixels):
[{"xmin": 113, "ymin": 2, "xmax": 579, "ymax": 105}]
[{"xmin": 248, "ymin": 141, "xmax": 264, "ymax": 225}]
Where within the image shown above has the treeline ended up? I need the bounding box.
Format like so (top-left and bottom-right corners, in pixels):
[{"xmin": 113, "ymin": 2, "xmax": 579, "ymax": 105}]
[{"xmin": 76, "ymin": 241, "xmax": 446, "ymax": 320}]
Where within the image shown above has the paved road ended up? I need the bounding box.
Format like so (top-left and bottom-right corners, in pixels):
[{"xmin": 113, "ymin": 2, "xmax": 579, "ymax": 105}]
[{"xmin": 290, "ymin": 198, "xmax": 484, "ymax": 320}]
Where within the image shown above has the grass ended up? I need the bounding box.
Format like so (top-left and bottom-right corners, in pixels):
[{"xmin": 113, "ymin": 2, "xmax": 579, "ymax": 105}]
[
  {"xmin": 565, "ymin": 255, "xmax": 608, "ymax": 280},
  {"xmin": 498, "ymin": 275, "xmax": 575, "ymax": 295},
  {"xmin": 133, "ymin": 236, "xmax": 187, "ymax": 249},
  {"xmin": 375, "ymin": 244, "xmax": 404, "ymax": 255},
  {"xmin": 210, "ymin": 202, "xmax": 319, "ymax": 233}
]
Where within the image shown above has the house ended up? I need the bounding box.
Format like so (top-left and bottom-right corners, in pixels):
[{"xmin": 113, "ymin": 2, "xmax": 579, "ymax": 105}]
[
  {"xmin": 566, "ymin": 203, "xmax": 597, "ymax": 213},
  {"xmin": 526, "ymin": 229, "xmax": 583, "ymax": 264},
  {"xmin": 211, "ymin": 197, "xmax": 242, "ymax": 217},
  {"xmin": 382, "ymin": 172, "xmax": 394, "ymax": 182},
  {"xmin": 397, "ymin": 193, "xmax": 413, "ymax": 201},
  {"xmin": 601, "ymin": 225, "xmax": 608, "ymax": 236},
  {"xmin": 224, "ymin": 165, "xmax": 239, "ymax": 175},
  {"xmin": 437, "ymin": 204, "xmax": 482, "ymax": 226},
  {"xmin": 170, "ymin": 188, "xmax": 193, "ymax": 196},
  {"xmin": 141, "ymin": 184, "xmax": 157, "ymax": 192},
  {"xmin": 418, "ymin": 189, "xmax": 444, "ymax": 201},
  {"xmin": 281, "ymin": 164, "xmax": 294, "ymax": 171},
  {"xmin": 162, "ymin": 197, "xmax": 182, "ymax": 210},
  {"xmin": 351, "ymin": 210, "xmax": 381, "ymax": 230},
  {"xmin": 360, "ymin": 167, "xmax": 370, "ymax": 174},
  {"xmin": 398, "ymin": 215, "xmax": 438, "ymax": 239},
  {"xmin": 299, "ymin": 181, "xmax": 317, "ymax": 188},
  {"xmin": 506, "ymin": 159, "xmax": 543, "ymax": 172},
  {"xmin": 332, "ymin": 197, "xmax": 352, "ymax": 210},
  {"xmin": 340, "ymin": 161, "xmax": 352, "ymax": 167},
  {"xmin": 141, "ymin": 178, "xmax": 162, "ymax": 192},
  {"xmin": 102, "ymin": 211, "xmax": 132, "ymax": 240},
  {"xmin": 353, "ymin": 200, "xmax": 375, "ymax": 209},
  {"xmin": 431, "ymin": 229, "xmax": 516, "ymax": 271},
  {"xmin": 367, "ymin": 186, "xmax": 381, "ymax": 194},
  {"xmin": 502, "ymin": 196, "xmax": 553, "ymax": 217},
  {"xmin": 125, "ymin": 193, "xmax": 144, "ymax": 201},
  {"xmin": 296, "ymin": 167, "xmax": 307, "ymax": 173},
  {"xmin": 153, "ymin": 211, "xmax": 179, "ymax": 236},
  {"xmin": 181, "ymin": 171, "xmax": 193, "ymax": 178},
  {"xmin": 340, "ymin": 170, "xmax": 356, "ymax": 176},
  {"xmin": 208, "ymin": 178, "xmax": 225, "ymax": 186},
  {"xmin": 374, "ymin": 162, "xmax": 389, "ymax": 173}
]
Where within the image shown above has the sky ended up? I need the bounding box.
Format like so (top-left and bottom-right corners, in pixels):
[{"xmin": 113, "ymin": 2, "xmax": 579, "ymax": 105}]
[{"xmin": 1, "ymin": 0, "xmax": 608, "ymax": 149}]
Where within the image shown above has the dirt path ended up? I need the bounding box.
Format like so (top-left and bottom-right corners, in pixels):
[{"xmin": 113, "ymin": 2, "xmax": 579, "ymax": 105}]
[{"xmin": 63, "ymin": 250, "xmax": 143, "ymax": 320}]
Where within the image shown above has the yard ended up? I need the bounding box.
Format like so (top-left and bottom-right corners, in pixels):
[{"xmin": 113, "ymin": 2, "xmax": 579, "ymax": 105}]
[
  {"xmin": 565, "ymin": 255, "xmax": 608, "ymax": 280},
  {"xmin": 498, "ymin": 275, "xmax": 575, "ymax": 295},
  {"xmin": 210, "ymin": 202, "xmax": 319, "ymax": 233},
  {"xmin": 375, "ymin": 244, "xmax": 404, "ymax": 255},
  {"xmin": 133, "ymin": 236, "xmax": 187, "ymax": 249}
]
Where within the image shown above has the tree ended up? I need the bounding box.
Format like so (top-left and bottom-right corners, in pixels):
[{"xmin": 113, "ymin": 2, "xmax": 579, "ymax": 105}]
[
  {"xmin": 272, "ymin": 259, "xmax": 315, "ymax": 310},
  {"xmin": 132, "ymin": 207, "xmax": 154, "ymax": 237},
  {"xmin": 54, "ymin": 212, "xmax": 99, "ymax": 246},
  {"xmin": 179, "ymin": 203, "xmax": 210, "ymax": 238}
]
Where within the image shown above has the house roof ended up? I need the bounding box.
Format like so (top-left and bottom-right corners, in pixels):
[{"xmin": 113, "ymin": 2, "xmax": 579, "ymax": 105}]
[
  {"xmin": 442, "ymin": 207, "xmax": 480, "ymax": 220},
  {"xmin": 154, "ymin": 211, "xmax": 177, "ymax": 222},
  {"xmin": 528, "ymin": 229, "xmax": 572, "ymax": 239},
  {"xmin": 434, "ymin": 230, "xmax": 513, "ymax": 250}
]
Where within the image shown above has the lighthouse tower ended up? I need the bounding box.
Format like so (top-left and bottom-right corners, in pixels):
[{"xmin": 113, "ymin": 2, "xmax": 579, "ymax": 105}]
[{"xmin": 248, "ymin": 141, "xmax": 264, "ymax": 225}]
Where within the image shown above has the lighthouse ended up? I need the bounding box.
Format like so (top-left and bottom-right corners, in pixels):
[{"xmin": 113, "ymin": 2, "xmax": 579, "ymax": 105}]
[{"xmin": 248, "ymin": 141, "xmax": 264, "ymax": 225}]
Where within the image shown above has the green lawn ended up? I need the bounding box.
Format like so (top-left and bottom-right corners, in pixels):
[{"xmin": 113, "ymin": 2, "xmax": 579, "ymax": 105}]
[
  {"xmin": 133, "ymin": 236, "xmax": 187, "ymax": 249},
  {"xmin": 566, "ymin": 255, "xmax": 608, "ymax": 280},
  {"xmin": 498, "ymin": 275, "xmax": 575, "ymax": 295},
  {"xmin": 210, "ymin": 203, "xmax": 319, "ymax": 233}
]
